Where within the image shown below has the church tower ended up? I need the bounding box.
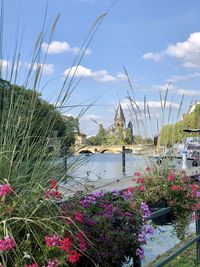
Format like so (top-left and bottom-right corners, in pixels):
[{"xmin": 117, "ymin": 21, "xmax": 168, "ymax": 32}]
[{"xmin": 114, "ymin": 103, "xmax": 126, "ymax": 129}]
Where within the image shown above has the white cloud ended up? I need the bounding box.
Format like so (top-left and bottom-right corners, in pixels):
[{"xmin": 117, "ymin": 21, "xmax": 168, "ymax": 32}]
[
  {"xmin": 0, "ymin": 60, "xmax": 10, "ymax": 70},
  {"xmin": 121, "ymin": 99, "xmax": 180, "ymax": 110},
  {"xmin": 63, "ymin": 65, "xmax": 126, "ymax": 82},
  {"xmin": 166, "ymin": 72, "xmax": 200, "ymax": 83},
  {"xmin": 177, "ymin": 89, "xmax": 200, "ymax": 97},
  {"xmin": 82, "ymin": 114, "xmax": 100, "ymax": 121},
  {"xmin": 26, "ymin": 63, "xmax": 54, "ymax": 75},
  {"xmin": 153, "ymin": 83, "xmax": 174, "ymax": 91},
  {"xmin": 143, "ymin": 32, "xmax": 200, "ymax": 68},
  {"xmin": 42, "ymin": 41, "xmax": 91, "ymax": 55},
  {"xmin": 0, "ymin": 60, "xmax": 22, "ymax": 72},
  {"xmin": 142, "ymin": 52, "xmax": 162, "ymax": 62}
]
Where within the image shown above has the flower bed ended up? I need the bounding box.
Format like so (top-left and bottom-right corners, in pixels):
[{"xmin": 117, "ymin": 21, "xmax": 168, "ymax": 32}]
[
  {"xmin": 0, "ymin": 165, "xmax": 199, "ymax": 266},
  {"xmin": 133, "ymin": 166, "xmax": 200, "ymax": 239},
  {"xmin": 61, "ymin": 190, "xmax": 154, "ymax": 267},
  {"xmin": 0, "ymin": 179, "xmax": 154, "ymax": 267}
]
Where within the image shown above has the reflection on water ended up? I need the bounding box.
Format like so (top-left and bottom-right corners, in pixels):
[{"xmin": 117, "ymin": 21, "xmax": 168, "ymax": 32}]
[{"xmin": 68, "ymin": 153, "xmax": 149, "ymax": 181}]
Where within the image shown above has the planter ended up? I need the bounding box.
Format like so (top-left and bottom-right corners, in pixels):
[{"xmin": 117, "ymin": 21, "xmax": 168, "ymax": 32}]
[
  {"xmin": 76, "ymin": 256, "xmax": 95, "ymax": 267},
  {"xmin": 149, "ymin": 202, "xmax": 175, "ymax": 225}
]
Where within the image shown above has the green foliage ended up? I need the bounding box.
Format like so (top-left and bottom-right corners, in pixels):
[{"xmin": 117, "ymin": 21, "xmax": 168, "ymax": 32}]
[
  {"xmin": 159, "ymin": 104, "xmax": 200, "ymax": 146},
  {"xmin": 0, "ymin": 79, "xmax": 79, "ymax": 151}
]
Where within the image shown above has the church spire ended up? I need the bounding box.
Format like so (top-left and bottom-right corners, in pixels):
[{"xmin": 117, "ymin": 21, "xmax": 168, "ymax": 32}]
[{"xmin": 114, "ymin": 103, "xmax": 126, "ymax": 128}]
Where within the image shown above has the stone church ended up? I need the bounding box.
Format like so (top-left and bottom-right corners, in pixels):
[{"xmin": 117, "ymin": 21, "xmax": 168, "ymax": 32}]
[{"xmin": 108, "ymin": 103, "xmax": 133, "ymax": 143}]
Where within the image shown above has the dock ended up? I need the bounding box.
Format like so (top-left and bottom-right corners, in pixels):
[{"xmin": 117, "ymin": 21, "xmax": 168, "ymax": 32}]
[{"xmin": 60, "ymin": 166, "xmax": 200, "ymax": 197}]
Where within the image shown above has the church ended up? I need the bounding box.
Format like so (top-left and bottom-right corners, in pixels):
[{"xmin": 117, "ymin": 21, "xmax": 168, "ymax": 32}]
[{"xmin": 108, "ymin": 103, "xmax": 133, "ymax": 144}]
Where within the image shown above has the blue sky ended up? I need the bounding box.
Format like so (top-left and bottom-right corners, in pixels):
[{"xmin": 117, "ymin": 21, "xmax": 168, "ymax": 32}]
[{"xmin": 2, "ymin": 0, "xmax": 200, "ymax": 137}]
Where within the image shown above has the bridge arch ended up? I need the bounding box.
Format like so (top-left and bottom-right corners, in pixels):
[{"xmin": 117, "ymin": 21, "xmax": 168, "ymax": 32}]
[{"xmin": 78, "ymin": 150, "xmax": 93, "ymax": 154}]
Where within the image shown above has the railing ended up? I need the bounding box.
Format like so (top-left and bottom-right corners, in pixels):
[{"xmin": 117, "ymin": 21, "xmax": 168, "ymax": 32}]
[{"xmin": 134, "ymin": 208, "xmax": 200, "ymax": 267}]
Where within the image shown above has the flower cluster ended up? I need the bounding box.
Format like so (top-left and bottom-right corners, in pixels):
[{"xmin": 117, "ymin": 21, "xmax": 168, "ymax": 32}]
[
  {"xmin": 133, "ymin": 166, "xmax": 200, "ymax": 238},
  {"xmin": 44, "ymin": 232, "xmax": 86, "ymax": 265},
  {"xmin": 62, "ymin": 190, "xmax": 150, "ymax": 266},
  {"xmin": 45, "ymin": 180, "xmax": 62, "ymax": 199},
  {"xmin": 0, "ymin": 236, "xmax": 15, "ymax": 251},
  {"xmin": 0, "ymin": 184, "xmax": 12, "ymax": 196}
]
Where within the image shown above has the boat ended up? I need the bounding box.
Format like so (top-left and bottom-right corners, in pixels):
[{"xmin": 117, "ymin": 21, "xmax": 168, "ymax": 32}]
[{"xmin": 156, "ymin": 129, "xmax": 200, "ymax": 168}]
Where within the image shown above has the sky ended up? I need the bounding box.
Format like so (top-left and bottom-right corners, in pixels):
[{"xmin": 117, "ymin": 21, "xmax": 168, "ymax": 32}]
[{"xmin": 2, "ymin": 0, "xmax": 200, "ymax": 137}]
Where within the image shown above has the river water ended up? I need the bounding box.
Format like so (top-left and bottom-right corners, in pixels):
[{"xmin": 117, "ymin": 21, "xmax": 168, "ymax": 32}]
[{"xmin": 68, "ymin": 153, "xmax": 149, "ymax": 181}]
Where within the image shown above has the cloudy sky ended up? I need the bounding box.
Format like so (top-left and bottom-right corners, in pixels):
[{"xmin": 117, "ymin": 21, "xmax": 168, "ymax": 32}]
[{"xmin": 3, "ymin": 0, "xmax": 200, "ymax": 136}]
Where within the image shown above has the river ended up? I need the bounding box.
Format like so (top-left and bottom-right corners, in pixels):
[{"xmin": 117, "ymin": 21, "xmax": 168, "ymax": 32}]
[{"xmin": 68, "ymin": 153, "xmax": 150, "ymax": 181}]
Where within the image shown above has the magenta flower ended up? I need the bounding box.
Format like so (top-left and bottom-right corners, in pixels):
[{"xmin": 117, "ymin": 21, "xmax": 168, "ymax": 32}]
[
  {"xmin": 0, "ymin": 184, "xmax": 12, "ymax": 196},
  {"xmin": 0, "ymin": 236, "xmax": 15, "ymax": 251},
  {"xmin": 45, "ymin": 234, "xmax": 61, "ymax": 247},
  {"xmin": 47, "ymin": 259, "xmax": 59, "ymax": 267}
]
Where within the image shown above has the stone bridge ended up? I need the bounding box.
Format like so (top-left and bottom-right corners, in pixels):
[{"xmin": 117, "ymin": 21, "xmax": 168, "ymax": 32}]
[{"xmin": 75, "ymin": 144, "xmax": 152, "ymax": 154}]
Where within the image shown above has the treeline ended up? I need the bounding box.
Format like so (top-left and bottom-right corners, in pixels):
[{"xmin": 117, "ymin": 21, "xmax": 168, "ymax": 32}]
[
  {"xmin": 159, "ymin": 104, "xmax": 200, "ymax": 146},
  {"xmin": 87, "ymin": 124, "xmax": 153, "ymax": 146},
  {"xmin": 0, "ymin": 79, "xmax": 79, "ymax": 150}
]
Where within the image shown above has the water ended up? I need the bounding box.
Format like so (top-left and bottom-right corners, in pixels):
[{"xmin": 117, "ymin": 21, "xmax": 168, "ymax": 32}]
[{"xmin": 68, "ymin": 153, "xmax": 149, "ymax": 181}]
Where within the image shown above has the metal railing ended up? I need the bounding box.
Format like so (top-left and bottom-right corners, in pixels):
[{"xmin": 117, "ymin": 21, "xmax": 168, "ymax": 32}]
[{"xmin": 134, "ymin": 208, "xmax": 200, "ymax": 267}]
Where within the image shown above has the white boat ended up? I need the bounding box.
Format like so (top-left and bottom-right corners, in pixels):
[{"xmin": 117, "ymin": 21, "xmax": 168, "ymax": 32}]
[{"xmin": 156, "ymin": 129, "xmax": 200, "ymax": 168}]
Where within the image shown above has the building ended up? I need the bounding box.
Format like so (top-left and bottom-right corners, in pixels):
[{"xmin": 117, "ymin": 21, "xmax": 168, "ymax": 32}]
[
  {"xmin": 108, "ymin": 103, "xmax": 133, "ymax": 143},
  {"xmin": 188, "ymin": 100, "xmax": 200, "ymax": 114},
  {"xmin": 74, "ymin": 132, "xmax": 87, "ymax": 147}
]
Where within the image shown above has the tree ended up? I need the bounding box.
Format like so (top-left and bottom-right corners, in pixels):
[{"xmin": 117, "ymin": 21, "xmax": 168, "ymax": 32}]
[
  {"xmin": 96, "ymin": 124, "xmax": 107, "ymax": 145},
  {"xmin": 0, "ymin": 78, "xmax": 78, "ymax": 150},
  {"xmin": 159, "ymin": 104, "xmax": 200, "ymax": 146}
]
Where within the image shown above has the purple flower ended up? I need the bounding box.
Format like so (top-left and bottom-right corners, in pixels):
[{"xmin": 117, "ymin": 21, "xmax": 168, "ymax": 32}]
[
  {"xmin": 136, "ymin": 247, "xmax": 144, "ymax": 259},
  {"xmin": 111, "ymin": 189, "xmax": 120, "ymax": 196},
  {"xmin": 196, "ymin": 192, "xmax": 200, "ymax": 197},
  {"xmin": 138, "ymin": 232, "xmax": 146, "ymax": 243},
  {"xmin": 197, "ymin": 176, "xmax": 200, "ymax": 182},
  {"xmin": 122, "ymin": 190, "xmax": 132, "ymax": 200},
  {"xmin": 94, "ymin": 190, "xmax": 104, "ymax": 198},
  {"xmin": 141, "ymin": 202, "xmax": 151, "ymax": 219}
]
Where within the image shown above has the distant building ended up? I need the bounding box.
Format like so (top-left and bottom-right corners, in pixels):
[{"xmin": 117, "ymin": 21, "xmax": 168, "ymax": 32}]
[
  {"xmin": 74, "ymin": 132, "xmax": 87, "ymax": 147},
  {"xmin": 108, "ymin": 103, "xmax": 133, "ymax": 143},
  {"xmin": 188, "ymin": 100, "xmax": 200, "ymax": 114}
]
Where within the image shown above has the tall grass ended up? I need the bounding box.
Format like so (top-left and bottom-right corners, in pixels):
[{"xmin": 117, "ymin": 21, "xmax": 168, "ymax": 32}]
[{"xmin": 0, "ymin": 2, "xmax": 108, "ymax": 265}]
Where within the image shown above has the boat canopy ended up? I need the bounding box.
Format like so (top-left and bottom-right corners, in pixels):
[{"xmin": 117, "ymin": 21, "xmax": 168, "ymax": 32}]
[{"xmin": 183, "ymin": 129, "xmax": 200, "ymax": 133}]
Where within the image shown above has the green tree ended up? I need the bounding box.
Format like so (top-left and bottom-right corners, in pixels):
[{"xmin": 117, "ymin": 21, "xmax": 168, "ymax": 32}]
[
  {"xmin": 96, "ymin": 124, "xmax": 107, "ymax": 145},
  {"xmin": 0, "ymin": 78, "xmax": 78, "ymax": 150}
]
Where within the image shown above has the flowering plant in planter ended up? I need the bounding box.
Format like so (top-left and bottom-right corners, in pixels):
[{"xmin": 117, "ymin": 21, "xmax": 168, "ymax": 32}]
[
  {"xmin": 0, "ymin": 179, "xmax": 94, "ymax": 267},
  {"xmin": 61, "ymin": 190, "xmax": 154, "ymax": 267},
  {"xmin": 133, "ymin": 166, "xmax": 200, "ymax": 239}
]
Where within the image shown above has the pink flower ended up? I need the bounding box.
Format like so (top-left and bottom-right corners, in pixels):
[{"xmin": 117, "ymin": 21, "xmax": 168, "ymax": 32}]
[
  {"xmin": 137, "ymin": 177, "xmax": 145, "ymax": 184},
  {"xmin": 45, "ymin": 189, "xmax": 62, "ymax": 199},
  {"xmin": 167, "ymin": 174, "xmax": 175, "ymax": 182},
  {"xmin": 45, "ymin": 234, "xmax": 61, "ymax": 247},
  {"xmin": 171, "ymin": 185, "xmax": 182, "ymax": 191},
  {"xmin": 189, "ymin": 184, "xmax": 199, "ymax": 193},
  {"xmin": 49, "ymin": 180, "xmax": 58, "ymax": 190},
  {"xmin": 75, "ymin": 212, "xmax": 84, "ymax": 222},
  {"xmin": 60, "ymin": 237, "xmax": 72, "ymax": 252},
  {"xmin": 126, "ymin": 187, "xmax": 134, "ymax": 193},
  {"xmin": 138, "ymin": 186, "xmax": 145, "ymax": 191},
  {"xmin": 134, "ymin": 171, "xmax": 141, "ymax": 177},
  {"xmin": 67, "ymin": 250, "xmax": 81, "ymax": 264},
  {"xmin": 0, "ymin": 236, "xmax": 15, "ymax": 251},
  {"xmin": 24, "ymin": 264, "xmax": 39, "ymax": 267},
  {"xmin": 47, "ymin": 259, "xmax": 59, "ymax": 267},
  {"xmin": 0, "ymin": 184, "xmax": 12, "ymax": 196},
  {"xmin": 145, "ymin": 166, "xmax": 151, "ymax": 172}
]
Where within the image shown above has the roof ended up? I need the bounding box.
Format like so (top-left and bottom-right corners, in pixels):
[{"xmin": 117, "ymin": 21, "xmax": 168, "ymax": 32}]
[{"xmin": 114, "ymin": 103, "xmax": 126, "ymax": 123}]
